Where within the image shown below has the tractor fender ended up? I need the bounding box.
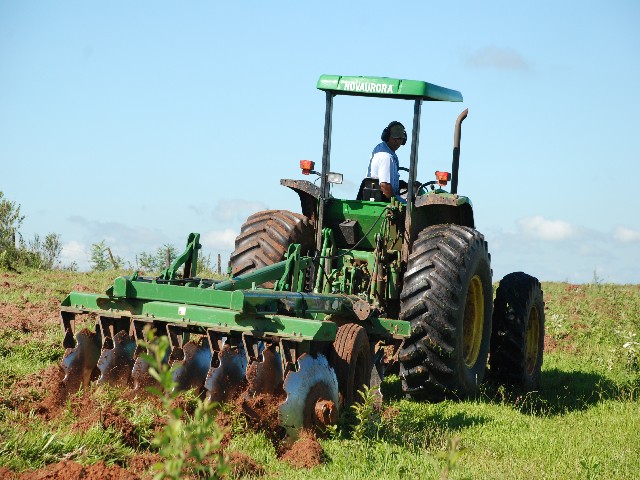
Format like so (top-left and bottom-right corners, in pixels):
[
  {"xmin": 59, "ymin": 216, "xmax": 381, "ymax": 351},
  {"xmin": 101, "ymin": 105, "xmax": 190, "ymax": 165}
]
[
  {"xmin": 280, "ymin": 179, "xmax": 320, "ymax": 226},
  {"xmin": 411, "ymin": 193, "xmax": 475, "ymax": 238}
]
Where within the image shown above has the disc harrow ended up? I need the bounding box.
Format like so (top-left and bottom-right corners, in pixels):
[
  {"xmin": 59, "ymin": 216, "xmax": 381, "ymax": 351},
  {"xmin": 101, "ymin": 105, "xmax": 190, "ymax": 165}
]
[
  {"xmin": 59, "ymin": 233, "xmax": 411, "ymax": 439},
  {"xmin": 60, "ymin": 313, "xmax": 344, "ymax": 439}
]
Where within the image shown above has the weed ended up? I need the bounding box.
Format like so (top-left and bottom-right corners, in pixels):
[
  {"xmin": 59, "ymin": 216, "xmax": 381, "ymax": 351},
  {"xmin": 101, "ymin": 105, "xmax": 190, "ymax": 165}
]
[
  {"xmin": 437, "ymin": 436, "xmax": 468, "ymax": 480},
  {"xmin": 621, "ymin": 331, "xmax": 639, "ymax": 372}
]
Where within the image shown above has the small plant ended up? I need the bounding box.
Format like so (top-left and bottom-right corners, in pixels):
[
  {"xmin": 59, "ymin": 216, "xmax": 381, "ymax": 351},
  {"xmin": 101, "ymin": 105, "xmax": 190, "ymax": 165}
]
[
  {"xmin": 437, "ymin": 436, "xmax": 467, "ymax": 480},
  {"xmin": 580, "ymin": 455, "xmax": 602, "ymax": 480},
  {"xmin": 351, "ymin": 385, "xmax": 381, "ymax": 441},
  {"xmin": 139, "ymin": 328, "xmax": 227, "ymax": 479}
]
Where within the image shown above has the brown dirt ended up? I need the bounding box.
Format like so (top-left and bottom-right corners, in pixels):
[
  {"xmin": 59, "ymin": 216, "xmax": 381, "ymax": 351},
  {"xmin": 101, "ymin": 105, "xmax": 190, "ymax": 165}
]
[
  {"xmin": 0, "ymin": 301, "xmax": 59, "ymax": 340},
  {"xmin": 227, "ymin": 451, "xmax": 265, "ymax": 478},
  {"xmin": 544, "ymin": 334, "xmax": 559, "ymax": 353},
  {"xmin": 5, "ymin": 361, "xmax": 141, "ymax": 450},
  {"xmin": 280, "ymin": 430, "xmax": 325, "ymax": 469},
  {"xmin": 381, "ymin": 405, "xmax": 400, "ymax": 422},
  {"xmin": 214, "ymin": 409, "xmax": 237, "ymax": 448},
  {"xmin": 35, "ymin": 368, "xmax": 79, "ymax": 421},
  {"xmin": 126, "ymin": 453, "xmax": 162, "ymax": 479},
  {"xmin": 4, "ymin": 364, "xmax": 64, "ymax": 413},
  {"xmin": 0, "ymin": 465, "xmax": 18, "ymax": 479},
  {"xmin": 101, "ymin": 405, "xmax": 140, "ymax": 448},
  {"xmin": 238, "ymin": 392, "xmax": 287, "ymax": 454},
  {"xmin": 17, "ymin": 460, "xmax": 140, "ymax": 479}
]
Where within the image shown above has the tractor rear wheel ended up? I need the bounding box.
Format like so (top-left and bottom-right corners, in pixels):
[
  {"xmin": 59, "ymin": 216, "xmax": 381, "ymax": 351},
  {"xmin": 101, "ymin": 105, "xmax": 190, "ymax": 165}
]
[
  {"xmin": 490, "ymin": 272, "xmax": 545, "ymax": 391},
  {"xmin": 230, "ymin": 210, "xmax": 314, "ymax": 288},
  {"xmin": 399, "ymin": 225, "xmax": 493, "ymax": 401}
]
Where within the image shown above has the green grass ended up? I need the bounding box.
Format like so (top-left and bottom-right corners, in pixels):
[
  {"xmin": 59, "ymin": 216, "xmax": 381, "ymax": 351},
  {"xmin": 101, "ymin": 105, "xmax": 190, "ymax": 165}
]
[{"xmin": 1, "ymin": 272, "xmax": 639, "ymax": 478}]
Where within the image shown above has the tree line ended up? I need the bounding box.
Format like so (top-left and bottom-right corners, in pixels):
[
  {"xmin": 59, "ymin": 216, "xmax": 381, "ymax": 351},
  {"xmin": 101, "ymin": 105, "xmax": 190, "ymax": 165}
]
[{"xmin": 0, "ymin": 191, "xmax": 223, "ymax": 276}]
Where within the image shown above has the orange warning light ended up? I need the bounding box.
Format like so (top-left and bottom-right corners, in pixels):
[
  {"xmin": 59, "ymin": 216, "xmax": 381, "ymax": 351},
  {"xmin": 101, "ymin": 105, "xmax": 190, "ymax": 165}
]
[
  {"xmin": 435, "ymin": 171, "xmax": 451, "ymax": 186},
  {"xmin": 300, "ymin": 160, "xmax": 315, "ymax": 175}
]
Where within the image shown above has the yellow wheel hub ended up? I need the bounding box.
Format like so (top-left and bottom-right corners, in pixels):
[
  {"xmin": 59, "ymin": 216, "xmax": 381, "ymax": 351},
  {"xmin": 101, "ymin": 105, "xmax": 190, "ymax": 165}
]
[
  {"xmin": 463, "ymin": 275, "xmax": 484, "ymax": 368},
  {"xmin": 525, "ymin": 306, "xmax": 541, "ymax": 376}
]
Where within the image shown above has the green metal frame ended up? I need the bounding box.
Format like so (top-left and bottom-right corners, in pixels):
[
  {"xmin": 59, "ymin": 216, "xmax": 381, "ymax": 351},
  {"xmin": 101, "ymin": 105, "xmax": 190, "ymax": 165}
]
[{"xmin": 60, "ymin": 233, "xmax": 412, "ymax": 342}]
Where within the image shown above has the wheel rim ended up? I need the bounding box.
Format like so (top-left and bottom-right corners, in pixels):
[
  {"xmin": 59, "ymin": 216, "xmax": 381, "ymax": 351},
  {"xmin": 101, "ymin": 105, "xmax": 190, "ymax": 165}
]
[
  {"xmin": 525, "ymin": 306, "xmax": 541, "ymax": 376},
  {"xmin": 463, "ymin": 275, "xmax": 485, "ymax": 368}
]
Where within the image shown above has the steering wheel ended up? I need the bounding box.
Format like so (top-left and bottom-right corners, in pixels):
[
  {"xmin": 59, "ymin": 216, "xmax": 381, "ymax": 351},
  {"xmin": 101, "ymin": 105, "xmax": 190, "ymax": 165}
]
[{"xmin": 397, "ymin": 168, "xmax": 437, "ymax": 196}]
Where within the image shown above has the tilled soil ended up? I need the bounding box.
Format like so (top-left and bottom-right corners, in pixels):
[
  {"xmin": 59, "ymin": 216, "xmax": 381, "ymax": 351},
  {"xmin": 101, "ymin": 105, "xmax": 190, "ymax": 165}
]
[
  {"xmin": 18, "ymin": 460, "xmax": 140, "ymax": 480},
  {"xmin": 0, "ymin": 276, "xmax": 327, "ymax": 478},
  {"xmin": 281, "ymin": 430, "xmax": 325, "ymax": 469}
]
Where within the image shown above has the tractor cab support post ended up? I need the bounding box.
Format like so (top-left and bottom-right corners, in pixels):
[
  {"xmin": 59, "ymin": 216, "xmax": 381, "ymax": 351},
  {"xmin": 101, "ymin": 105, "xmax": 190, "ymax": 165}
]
[
  {"xmin": 317, "ymin": 91, "xmax": 334, "ymax": 254},
  {"xmin": 311, "ymin": 91, "xmax": 334, "ymax": 290},
  {"xmin": 402, "ymin": 98, "xmax": 422, "ymax": 264}
]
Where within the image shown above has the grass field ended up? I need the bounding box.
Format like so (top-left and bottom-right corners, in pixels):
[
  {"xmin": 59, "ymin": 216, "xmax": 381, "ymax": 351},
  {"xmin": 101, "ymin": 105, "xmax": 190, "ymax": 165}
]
[{"xmin": 0, "ymin": 270, "xmax": 638, "ymax": 479}]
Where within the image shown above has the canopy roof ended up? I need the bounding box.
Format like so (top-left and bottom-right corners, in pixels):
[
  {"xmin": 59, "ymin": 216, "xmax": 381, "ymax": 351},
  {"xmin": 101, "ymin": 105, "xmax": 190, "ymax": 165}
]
[{"xmin": 317, "ymin": 74, "xmax": 462, "ymax": 102}]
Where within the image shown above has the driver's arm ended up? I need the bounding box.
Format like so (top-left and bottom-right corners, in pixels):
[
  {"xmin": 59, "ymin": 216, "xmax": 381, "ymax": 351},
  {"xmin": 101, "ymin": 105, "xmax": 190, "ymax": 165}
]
[{"xmin": 380, "ymin": 182, "xmax": 393, "ymax": 199}]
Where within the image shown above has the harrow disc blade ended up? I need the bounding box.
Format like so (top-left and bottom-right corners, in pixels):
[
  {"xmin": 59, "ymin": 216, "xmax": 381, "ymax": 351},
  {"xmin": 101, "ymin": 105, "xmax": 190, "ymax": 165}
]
[
  {"xmin": 171, "ymin": 340, "xmax": 212, "ymax": 393},
  {"xmin": 97, "ymin": 330, "xmax": 136, "ymax": 387},
  {"xmin": 279, "ymin": 353, "xmax": 339, "ymax": 439},
  {"xmin": 204, "ymin": 343, "xmax": 247, "ymax": 403},
  {"xmin": 61, "ymin": 328, "xmax": 101, "ymax": 391},
  {"xmin": 131, "ymin": 356, "xmax": 154, "ymax": 391},
  {"xmin": 246, "ymin": 345, "xmax": 283, "ymax": 396}
]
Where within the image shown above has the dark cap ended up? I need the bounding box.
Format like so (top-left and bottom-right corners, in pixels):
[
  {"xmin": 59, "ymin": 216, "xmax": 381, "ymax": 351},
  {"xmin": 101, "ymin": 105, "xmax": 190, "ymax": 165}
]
[{"xmin": 389, "ymin": 123, "xmax": 406, "ymax": 139}]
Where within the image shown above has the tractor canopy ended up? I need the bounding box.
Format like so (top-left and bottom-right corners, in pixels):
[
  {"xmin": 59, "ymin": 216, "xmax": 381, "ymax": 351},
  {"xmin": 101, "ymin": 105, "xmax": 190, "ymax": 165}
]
[{"xmin": 317, "ymin": 74, "xmax": 463, "ymax": 102}]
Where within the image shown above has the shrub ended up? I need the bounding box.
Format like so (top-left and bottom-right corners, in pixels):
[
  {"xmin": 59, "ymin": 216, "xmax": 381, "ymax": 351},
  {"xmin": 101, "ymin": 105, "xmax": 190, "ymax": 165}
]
[{"xmin": 0, "ymin": 191, "xmax": 62, "ymax": 270}]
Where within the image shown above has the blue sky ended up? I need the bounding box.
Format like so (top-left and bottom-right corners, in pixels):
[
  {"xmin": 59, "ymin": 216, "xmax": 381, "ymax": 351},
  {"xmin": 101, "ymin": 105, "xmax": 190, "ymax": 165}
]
[{"xmin": 1, "ymin": 1, "xmax": 639, "ymax": 283}]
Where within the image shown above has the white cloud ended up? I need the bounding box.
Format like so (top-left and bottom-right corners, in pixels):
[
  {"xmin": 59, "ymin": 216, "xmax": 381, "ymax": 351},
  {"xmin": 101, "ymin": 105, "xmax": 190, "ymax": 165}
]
[
  {"xmin": 67, "ymin": 216, "xmax": 164, "ymax": 246},
  {"xmin": 60, "ymin": 240, "xmax": 90, "ymax": 270},
  {"xmin": 200, "ymin": 228, "xmax": 238, "ymax": 252},
  {"xmin": 465, "ymin": 46, "xmax": 531, "ymax": 72},
  {"xmin": 517, "ymin": 215, "xmax": 578, "ymax": 241},
  {"xmin": 211, "ymin": 199, "xmax": 268, "ymax": 223},
  {"xmin": 613, "ymin": 226, "xmax": 640, "ymax": 243}
]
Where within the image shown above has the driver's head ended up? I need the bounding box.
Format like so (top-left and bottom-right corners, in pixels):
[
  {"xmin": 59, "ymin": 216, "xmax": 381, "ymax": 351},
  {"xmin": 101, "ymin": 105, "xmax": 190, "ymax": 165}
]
[{"xmin": 383, "ymin": 121, "xmax": 407, "ymax": 151}]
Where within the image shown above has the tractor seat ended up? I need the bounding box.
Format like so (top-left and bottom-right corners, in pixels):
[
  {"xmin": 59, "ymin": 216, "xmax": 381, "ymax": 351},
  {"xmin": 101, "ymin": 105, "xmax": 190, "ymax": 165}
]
[{"xmin": 356, "ymin": 177, "xmax": 389, "ymax": 202}]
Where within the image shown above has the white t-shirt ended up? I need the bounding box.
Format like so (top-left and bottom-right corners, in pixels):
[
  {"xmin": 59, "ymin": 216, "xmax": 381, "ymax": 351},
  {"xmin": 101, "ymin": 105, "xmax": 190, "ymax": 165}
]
[{"xmin": 367, "ymin": 141, "xmax": 400, "ymax": 196}]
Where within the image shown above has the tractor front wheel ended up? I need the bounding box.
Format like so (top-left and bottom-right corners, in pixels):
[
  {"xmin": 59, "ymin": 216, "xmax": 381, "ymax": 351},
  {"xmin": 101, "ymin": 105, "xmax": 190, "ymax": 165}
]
[{"xmin": 399, "ymin": 225, "xmax": 493, "ymax": 401}]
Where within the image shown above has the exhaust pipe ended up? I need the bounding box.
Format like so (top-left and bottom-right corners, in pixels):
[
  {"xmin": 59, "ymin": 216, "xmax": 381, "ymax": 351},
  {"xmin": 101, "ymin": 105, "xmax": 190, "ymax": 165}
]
[{"xmin": 450, "ymin": 108, "xmax": 468, "ymax": 195}]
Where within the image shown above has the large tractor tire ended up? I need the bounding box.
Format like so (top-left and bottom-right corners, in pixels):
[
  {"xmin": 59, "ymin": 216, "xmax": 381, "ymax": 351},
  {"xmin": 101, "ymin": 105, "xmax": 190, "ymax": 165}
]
[
  {"xmin": 230, "ymin": 210, "xmax": 314, "ymax": 288},
  {"xmin": 490, "ymin": 272, "xmax": 545, "ymax": 392},
  {"xmin": 398, "ymin": 224, "xmax": 493, "ymax": 401}
]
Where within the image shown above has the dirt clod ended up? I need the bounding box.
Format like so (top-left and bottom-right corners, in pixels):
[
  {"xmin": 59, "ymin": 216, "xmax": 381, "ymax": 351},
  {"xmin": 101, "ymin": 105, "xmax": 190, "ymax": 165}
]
[
  {"xmin": 227, "ymin": 451, "xmax": 265, "ymax": 478},
  {"xmin": 101, "ymin": 405, "xmax": 140, "ymax": 448},
  {"xmin": 280, "ymin": 430, "xmax": 325, "ymax": 469},
  {"xmin": 18, "ymin": 460, "xmax": 140, "ymax": 480}
]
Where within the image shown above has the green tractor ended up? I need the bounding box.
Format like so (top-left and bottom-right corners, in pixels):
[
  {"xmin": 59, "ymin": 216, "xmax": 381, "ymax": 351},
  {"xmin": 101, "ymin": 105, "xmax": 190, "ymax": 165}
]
[{"xmin": 60, "ymin": 74, "xmax": 545, "ymax": 438}]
